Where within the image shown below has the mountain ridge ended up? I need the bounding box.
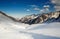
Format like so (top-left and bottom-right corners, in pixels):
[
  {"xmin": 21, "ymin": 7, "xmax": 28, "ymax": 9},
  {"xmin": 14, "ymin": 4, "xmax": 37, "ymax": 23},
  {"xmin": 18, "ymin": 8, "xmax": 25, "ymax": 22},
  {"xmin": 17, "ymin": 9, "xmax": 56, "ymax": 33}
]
[
  {"xmin": 0, "ymin": 11, "xmax": 18, "ymax": 22},
  {"xmin": 0, "ymin": 11, "xmax": 60, "ymax": 25},
  {"xmin": 19, "ymin": 11, "xmax": 60, "ymax": 24}
]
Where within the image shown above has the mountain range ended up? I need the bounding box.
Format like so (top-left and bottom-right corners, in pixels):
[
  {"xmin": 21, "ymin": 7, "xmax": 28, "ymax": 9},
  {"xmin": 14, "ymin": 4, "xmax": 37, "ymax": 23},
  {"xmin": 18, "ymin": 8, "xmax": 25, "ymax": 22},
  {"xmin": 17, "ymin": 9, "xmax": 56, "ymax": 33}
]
[
  {"xmin": 19, "ymin": 11, "xmax": 60, "ymax": 24},
  {"xmin": 0, "ymin": 11, "xmax": 60, "ymax": 25}
]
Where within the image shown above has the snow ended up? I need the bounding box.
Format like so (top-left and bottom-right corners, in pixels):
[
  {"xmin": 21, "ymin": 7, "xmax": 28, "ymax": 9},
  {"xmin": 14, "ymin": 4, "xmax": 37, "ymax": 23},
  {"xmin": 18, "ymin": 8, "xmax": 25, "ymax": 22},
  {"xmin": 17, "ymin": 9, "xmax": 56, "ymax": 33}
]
[
  {"xmin": 0, "ymin": 11, "xmax": 60, "ymax": 39},
  {"xmin": 0, "ymin": 20, "xmax": 60, "ymax": 39},
  {"xmin": 0, "ymin": 22, "xmax": 60, "ymax": 39},
  {"xmin": 0, "ymin": 32, "xmax": 33, "ymax": 39},
  {"xmin": 26, "ymin": 23, "xmax": 60, "ymax": 37}
]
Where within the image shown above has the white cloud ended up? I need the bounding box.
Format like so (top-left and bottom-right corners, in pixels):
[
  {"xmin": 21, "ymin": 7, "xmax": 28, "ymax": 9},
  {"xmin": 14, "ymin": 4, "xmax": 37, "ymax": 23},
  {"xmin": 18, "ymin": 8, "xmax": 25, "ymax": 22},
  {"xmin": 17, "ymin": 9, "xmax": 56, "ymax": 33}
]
[
  {"xmin": 40, "ymin": 5, "xmax": 50, "ymax": 13},
  {"xmin": 30, "ymin": 5, "xmax": 38, "ymax": 8},
  {"xmin": 40, "ymin": 9, "xmax": 45, "ymax": 13},
  {"xmin": 51, "ymin": 0, "xmax": 60, "ymax": 4},
  {"xmin": 43, "ymin": 5, "xmax": 50, "ymax": 8},
  {"xmin": 28, "ymin": 5, "xmax": 50, "ymax": 13},
  {"xmin": 30, "ymin": 5, "xmax": 40, "ymax": 11},
  {"xmin": 51, "ymin": 0, "xmax": 56, "ymax": 4},
  {"xmin": 29, "ymin": 5, "xmax": 40, "ymax": 11},
  {"xmin": 51, "ymin": 0, "xmax": 60, "ymax": 11},
  {"xmin": 43, "ymin": 5, "xmax": 50, "ymax": 12},
  {"xmin": 26, "ymin": 9, "xmax": 30, "ymax": 12},
  {"xmin": 33, "ymin": 7, "xmax": 40, "ymax": 11},
  {"xmin": 54, "ymin": 6, "xmax": 60, "ymax": 11}
]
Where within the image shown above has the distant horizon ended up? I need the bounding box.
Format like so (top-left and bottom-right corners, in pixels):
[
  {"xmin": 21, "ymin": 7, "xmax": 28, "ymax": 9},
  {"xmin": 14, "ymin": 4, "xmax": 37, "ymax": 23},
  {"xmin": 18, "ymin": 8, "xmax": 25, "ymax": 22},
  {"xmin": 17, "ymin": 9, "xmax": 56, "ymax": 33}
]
[
  {"xmin": 0, "ymin": 10, "xmax": 55, "ymax": 18},
  {"xmin": 1, "ymin": 10, "xmax": 59, "ymax": 19}
]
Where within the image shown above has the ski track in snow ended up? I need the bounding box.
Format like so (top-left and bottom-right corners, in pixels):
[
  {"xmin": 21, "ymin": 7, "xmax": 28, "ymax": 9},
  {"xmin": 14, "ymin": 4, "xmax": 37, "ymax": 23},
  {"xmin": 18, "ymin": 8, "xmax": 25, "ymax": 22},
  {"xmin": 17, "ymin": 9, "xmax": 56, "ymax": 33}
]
[{"xmin": 0, "ymin": 22, "xmax": 60, "ymax": 39}]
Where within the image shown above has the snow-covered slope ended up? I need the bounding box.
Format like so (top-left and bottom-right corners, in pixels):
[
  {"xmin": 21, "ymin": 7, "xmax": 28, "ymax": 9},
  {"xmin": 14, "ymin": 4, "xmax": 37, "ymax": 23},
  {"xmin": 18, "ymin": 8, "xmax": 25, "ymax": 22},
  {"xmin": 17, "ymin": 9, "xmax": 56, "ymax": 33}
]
[
  {"xmin": 0, "ymin": 13, "xmax": 12, "ymax": 22},
  {"xmin": 0, "ymin": 11, "xmax": 17, "ymax": 23},
  {"xmin": 0, "ymin": 11, "xmax": 60, "ymax": 39},
  {"xmin": 0, "ymin": 22, "xmax": 60, "ymax": 39},
  {"xmin": 26, "ymin": 23, "xmax": 60, "ymax": 37},
  {"xmin": 0, "ymin": 11, "xmax": 29, "ymax": 32}
]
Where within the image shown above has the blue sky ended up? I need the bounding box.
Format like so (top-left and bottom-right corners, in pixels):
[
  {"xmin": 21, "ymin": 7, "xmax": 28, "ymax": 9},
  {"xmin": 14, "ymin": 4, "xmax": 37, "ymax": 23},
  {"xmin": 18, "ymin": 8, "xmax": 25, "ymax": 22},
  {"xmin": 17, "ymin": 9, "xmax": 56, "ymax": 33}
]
[{"xmin": 0, "ymin": 0, "xmax": 55, "ymax": 18}]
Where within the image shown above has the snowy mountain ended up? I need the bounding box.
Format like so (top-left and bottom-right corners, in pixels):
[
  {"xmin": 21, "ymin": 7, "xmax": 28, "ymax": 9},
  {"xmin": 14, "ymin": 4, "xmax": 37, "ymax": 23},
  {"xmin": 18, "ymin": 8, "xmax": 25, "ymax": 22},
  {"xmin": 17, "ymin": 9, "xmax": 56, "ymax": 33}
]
[
  {"xmin": 0, "ymin": 11, "xmax": 29, "ymax": 31},
  {"xmin": 0, "ymin": 11, "xmax": 60, "ymax": 39},
  {"xmin": 19, "ymin": 11, "xmax": 60, "ymax": 24},
  {"xmin": 0, "ymin": 11, "xmax": 60, "ymax": 25},
  {"xmin": 0, "ymin": 11, "xmax": 17, "ymax": 22}
]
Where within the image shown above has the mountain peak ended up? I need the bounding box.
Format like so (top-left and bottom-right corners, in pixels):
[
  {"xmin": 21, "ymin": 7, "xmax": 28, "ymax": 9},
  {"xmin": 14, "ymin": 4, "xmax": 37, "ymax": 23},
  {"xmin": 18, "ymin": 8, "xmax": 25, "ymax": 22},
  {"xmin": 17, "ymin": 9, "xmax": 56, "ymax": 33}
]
[
  {"xmin": 0, "ymin": 11, "xmax": 60, "ymax": 24},
  {"xmin": 19, "ymin": 11, "xmax": 60, "ymax": 24}
]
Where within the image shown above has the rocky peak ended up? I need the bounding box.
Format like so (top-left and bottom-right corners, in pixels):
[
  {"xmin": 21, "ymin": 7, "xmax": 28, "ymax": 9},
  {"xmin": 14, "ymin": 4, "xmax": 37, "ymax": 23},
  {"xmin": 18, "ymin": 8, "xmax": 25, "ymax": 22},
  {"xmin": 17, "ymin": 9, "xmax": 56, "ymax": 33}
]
[{"xmin": 19, "ymin": 11, "xmax": 60, "ymax": 24}]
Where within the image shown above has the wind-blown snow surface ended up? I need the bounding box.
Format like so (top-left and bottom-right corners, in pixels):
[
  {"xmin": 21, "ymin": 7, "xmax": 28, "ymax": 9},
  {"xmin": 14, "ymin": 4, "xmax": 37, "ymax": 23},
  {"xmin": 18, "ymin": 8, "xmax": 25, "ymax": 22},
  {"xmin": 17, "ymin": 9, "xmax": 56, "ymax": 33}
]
[{"xmin": 0, "ymin": 22, "xmax": 60, "ymax": 39}]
